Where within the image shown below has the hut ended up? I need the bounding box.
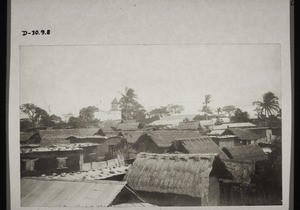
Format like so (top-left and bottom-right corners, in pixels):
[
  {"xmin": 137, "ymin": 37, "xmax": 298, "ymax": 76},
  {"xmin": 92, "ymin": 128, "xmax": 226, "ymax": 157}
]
[
  {"xmin": 218, "ymin": 159, "xmax": 257, "ymax": 205},
  {"xmin": 39, "ymin": 128, "xmax": 100, "ymax": 145},
  {"xmin": 21, "ymin": 178, "xmax": 144, "ymax": 207},
  {"xmin": 20, "ymin": 131, "xmax": 41, "ymax": 144},
  {"xmin": 132, "ymin": 130, "xmax": 203, "ymax": 155},
  {"xmin": 222, "ymin": 144, "xmax": 268, "ymax": 162},
  {"xmin": 20, "ymin": 145, "xmax": 84, "ymax": 177},
  {"xmin": 125, "ymin": 152, "xmax": 228, "ymax": 206},
  {"xmin": 169, "ymin": 137, "xmax": 229, "ymax": 160},
  {"xmin": 225, "ymin": 128, "xmax": 260, "ymax": 145},
  {"xmin": 209, "ymin": 128, "xmax": 260, "ymax": 148}
]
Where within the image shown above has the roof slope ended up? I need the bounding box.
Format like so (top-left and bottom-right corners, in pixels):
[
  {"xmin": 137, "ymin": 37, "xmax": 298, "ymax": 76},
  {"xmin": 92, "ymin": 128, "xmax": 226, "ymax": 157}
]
[
  {"xmin": 178, "ymin": 121, "xmax": 201, "ymax": 130},
  {"xmin": 39, "ymin": 128, "xmax": 100, "ymax": 145},
  {"xmin": 143, "ymin": 130, "xmax": 203, "ymax": 148},
  {"xmin": 228, "ymin": 128, "xmax": 259, "ymax": 141},
  {"xmin": 125, "ymin": 152, "xmax": 217, "ymax": 198},
  {"xmin": 122, "ymin": 131, "xmax": 147, "ymax": 144},
  {"xmin": 117, "ymin": 122, "xmax": 141, "ymax": 131},
  {"xmin": 213, "ymin": 122, "xmax": 256, "ymax": 130},
  {"xmin": 171, "ymin": 137, "xmax": 229, "ymax": 159},
  {"xmin": 21, "ymin": 178, "xmax": 127, "ymax": 207},
  {"xmin": 222, "ymin": 144, "xmax": 268, "ymax": 161}
]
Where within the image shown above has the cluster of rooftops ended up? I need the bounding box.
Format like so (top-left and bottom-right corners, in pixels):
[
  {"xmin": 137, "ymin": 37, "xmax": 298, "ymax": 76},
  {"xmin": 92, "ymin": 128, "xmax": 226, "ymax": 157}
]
[{"xmin": 20, "ymin": 120, "xmax": 280, "ymax": 207}]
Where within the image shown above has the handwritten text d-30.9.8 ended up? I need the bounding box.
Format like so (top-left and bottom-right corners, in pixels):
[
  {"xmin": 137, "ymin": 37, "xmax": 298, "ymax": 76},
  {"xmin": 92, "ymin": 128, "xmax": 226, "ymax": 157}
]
[{"xmin": 22, "ymin": 30, "xmax": 51, "ymax": 36}]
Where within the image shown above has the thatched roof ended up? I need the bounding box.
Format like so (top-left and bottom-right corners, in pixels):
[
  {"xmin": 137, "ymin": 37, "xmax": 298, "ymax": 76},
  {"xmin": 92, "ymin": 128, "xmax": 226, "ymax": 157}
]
[
  {"xmin": 125, "ymin": 152, "xmax": 218, "ymax": 198},
  {"xmin": 222, "ymin": 159, "xmax": 255, "ymax": 184},
  {"xmin": 99, "ymin": 120, "xmax": 122, "ymax": 133},
  {"xmin": 170, "ymin": 137, "xmax": 229, "ymax": 160},
  {"xmin": 177, "ymin": 121, "xmax": 202, "ymax": 130},
  {"xmin": 116, "ymin": 122, "xmax": 142, "ymax": 131},
  {"xmin": 227, "ymin": 128, "xmax": 259, "ymax": 141},
  {"xmin": 21, "ymin": 178, "xmax": 128, "ymax": 207},
  {"xmin": 122, "ymin": 131, "xmax": 147, "ymax": 144},
  {"xmin": 140, "ymin": 130, "xmax": 203, "ymax": 148},
  {"xmin": 39, "ymin": 128, "xmax": 100, "ymax": 145},
  {"xmin": 222, "ymin": 144, "xmax": 268, "ymax": 162}
]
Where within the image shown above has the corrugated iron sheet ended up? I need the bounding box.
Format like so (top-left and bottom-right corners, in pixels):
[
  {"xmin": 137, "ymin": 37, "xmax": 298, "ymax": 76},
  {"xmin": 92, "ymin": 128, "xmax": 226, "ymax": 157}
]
[{"xmin": 21, "ymin": 178, "xmax": 127, "ymax": 207}]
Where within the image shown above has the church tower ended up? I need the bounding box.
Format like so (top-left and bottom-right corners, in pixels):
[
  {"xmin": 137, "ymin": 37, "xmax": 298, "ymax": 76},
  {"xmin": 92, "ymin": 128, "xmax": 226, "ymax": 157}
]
[{"xmin": 111, "ymin": 98, "xmax": 119, "ymax": 111}]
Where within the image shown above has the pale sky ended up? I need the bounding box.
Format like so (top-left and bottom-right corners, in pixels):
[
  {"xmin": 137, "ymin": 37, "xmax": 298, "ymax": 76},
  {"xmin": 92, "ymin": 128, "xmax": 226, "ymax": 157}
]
[{"xmin": 20, "ymin": 44, "xmax": 281, "ymax": 117}]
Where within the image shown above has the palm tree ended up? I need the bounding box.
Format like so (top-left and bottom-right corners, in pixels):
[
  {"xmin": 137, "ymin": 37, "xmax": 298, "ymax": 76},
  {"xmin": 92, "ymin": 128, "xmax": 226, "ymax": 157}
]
[
  {"xmin": 119, "ymin": 87, "xmax": 138, "ymax": 120},
  {"xmin": 216, "ymin": 107, "xmax": 222, "ymax": 116},
  {"xmin": 202, "ymin": 95, "xmax": 212, "ymax": 120},
  {"xmin": 253, "ymin": 92, "xmax": 280, "ymax": 119}
]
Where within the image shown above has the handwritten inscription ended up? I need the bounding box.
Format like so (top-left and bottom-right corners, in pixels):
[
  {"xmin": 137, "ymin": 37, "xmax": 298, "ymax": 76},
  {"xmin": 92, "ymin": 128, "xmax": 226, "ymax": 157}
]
[{"xmin": 22, "ymin": 30, "xmax": 51, "ymax": 36}]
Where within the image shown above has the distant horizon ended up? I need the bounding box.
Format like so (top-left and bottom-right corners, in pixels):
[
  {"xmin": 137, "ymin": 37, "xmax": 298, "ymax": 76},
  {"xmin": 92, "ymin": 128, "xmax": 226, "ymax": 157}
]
[{"xmin": 20, "ymin": 44, "xmax": 281, "ymax": 119}]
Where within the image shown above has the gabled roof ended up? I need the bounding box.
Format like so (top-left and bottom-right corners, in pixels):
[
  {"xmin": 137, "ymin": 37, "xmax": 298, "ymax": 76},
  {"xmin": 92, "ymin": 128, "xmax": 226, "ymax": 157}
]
[
  {"xmin": 21, "ymin": 178, "xmax": 128, "ymax": 207},
  {"xmin": 178, "ymin": 121, "xmax": 202, "ymax": 130},
  {"xmin": 213, "ymin": 122, "xmax": 256, "ymax": 130},
  {"xmin": 171, "ymin": 137, "xmax": 229, "ymax": 159},
  {"xmin": 39, "ymin": 128, "xmax": 100, "ymax": 145},
  {"xmin": 138, "ymin": 130, "xmax": 204, "ymax": 148},
  {"xmin": 222, "ymin": 144, "xmax": 268, "ymax": 162},
  {"xmin": 125, "ymin": 153, "xmax": 217, "ymax": 198},
  {"xmin": 208, "ymin": 129, "xmax": 226, "ymax": 136},
  {"xmin": 116, "ymin": 122, "xmax": 142, "ymax": 131},
  {"xmin": 122, "ymin": 131, "xmax": 147, "ymax": 144},
  {"xmin": 227, "ymin": 128, "xmax": 259, "ymax": 141}
]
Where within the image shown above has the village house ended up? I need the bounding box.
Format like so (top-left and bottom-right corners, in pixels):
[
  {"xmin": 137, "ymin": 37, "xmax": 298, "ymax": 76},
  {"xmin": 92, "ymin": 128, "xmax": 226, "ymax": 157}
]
[
  {"xmin": 222, "ymin": 144, "xmax": 268, "ymax": 162},
  {"xmin": 209, "ymin": 128, "xmax": 260, "ymax": 148},
  {"xmin": 124, "ymin": 152, "xmax": 228, "ymax": 206},
  {"xmin": 168, "ymin": 137, "xmax": 229, "ymax": 160},
  {"xmin": 20, "ymin": 145, "xmax": 84, "ymax": 177},
  {"xmin": 132, "ymin": 130, "xmax": 203, "ymax": 155},
  {"xmin": 39, "ymin": 128, "xmax": 100, "ymax": 145},
  {"xmin": 21, "ymin": 178, "xmax": 146, "ymax": 207},
  {"xmin": 67, "ymin": 135, "xmax": 129, "ymax": 161}
]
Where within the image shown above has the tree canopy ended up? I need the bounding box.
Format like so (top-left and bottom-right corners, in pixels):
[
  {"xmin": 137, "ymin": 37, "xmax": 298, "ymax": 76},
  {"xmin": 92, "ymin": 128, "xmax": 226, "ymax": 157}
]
[
  {"xmin": 222, "ymin": 105, "xmax": 236, "ymax": 117},
  {"xmin": 253, "ymin": 92, "xmax": 280, "ymax": 118},
  {"xmin": 230, "ymin": 108, "xmax": 250, "ymax": 123}
]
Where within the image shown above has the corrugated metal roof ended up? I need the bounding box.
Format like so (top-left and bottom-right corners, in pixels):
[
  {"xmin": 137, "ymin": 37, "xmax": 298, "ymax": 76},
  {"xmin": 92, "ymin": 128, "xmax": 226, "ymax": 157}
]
[
  {"xmin": 213, "ymin": 122, "xmax": 256, "ymax": 130},
  {"xmin": 144, "ymin": 130, "xmax": 204, "ymax": 148},
  {"xmin": 172, "ymin": 137, "xmax": 229, "ymax": 159},
  {"xmin": 21, "ymin": 178, "xmax": 127, "ymax": 207}
]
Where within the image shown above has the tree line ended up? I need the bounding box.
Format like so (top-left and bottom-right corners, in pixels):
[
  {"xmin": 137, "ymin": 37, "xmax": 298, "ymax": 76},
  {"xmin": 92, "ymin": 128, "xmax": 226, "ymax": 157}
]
[{"xmin": 20, "ymin": 88, "xmax": 281, "ymax": 131}]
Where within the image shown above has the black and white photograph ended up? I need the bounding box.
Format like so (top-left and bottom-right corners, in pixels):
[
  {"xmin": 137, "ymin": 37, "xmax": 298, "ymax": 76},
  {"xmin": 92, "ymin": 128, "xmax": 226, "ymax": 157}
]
[
  {"xmin": 8, "ymin": 0, "xmax": 291, "ymax": 209},
  {"xmin": 19, "ymin": 44, "xmax": 282, "ymax": 207}
]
